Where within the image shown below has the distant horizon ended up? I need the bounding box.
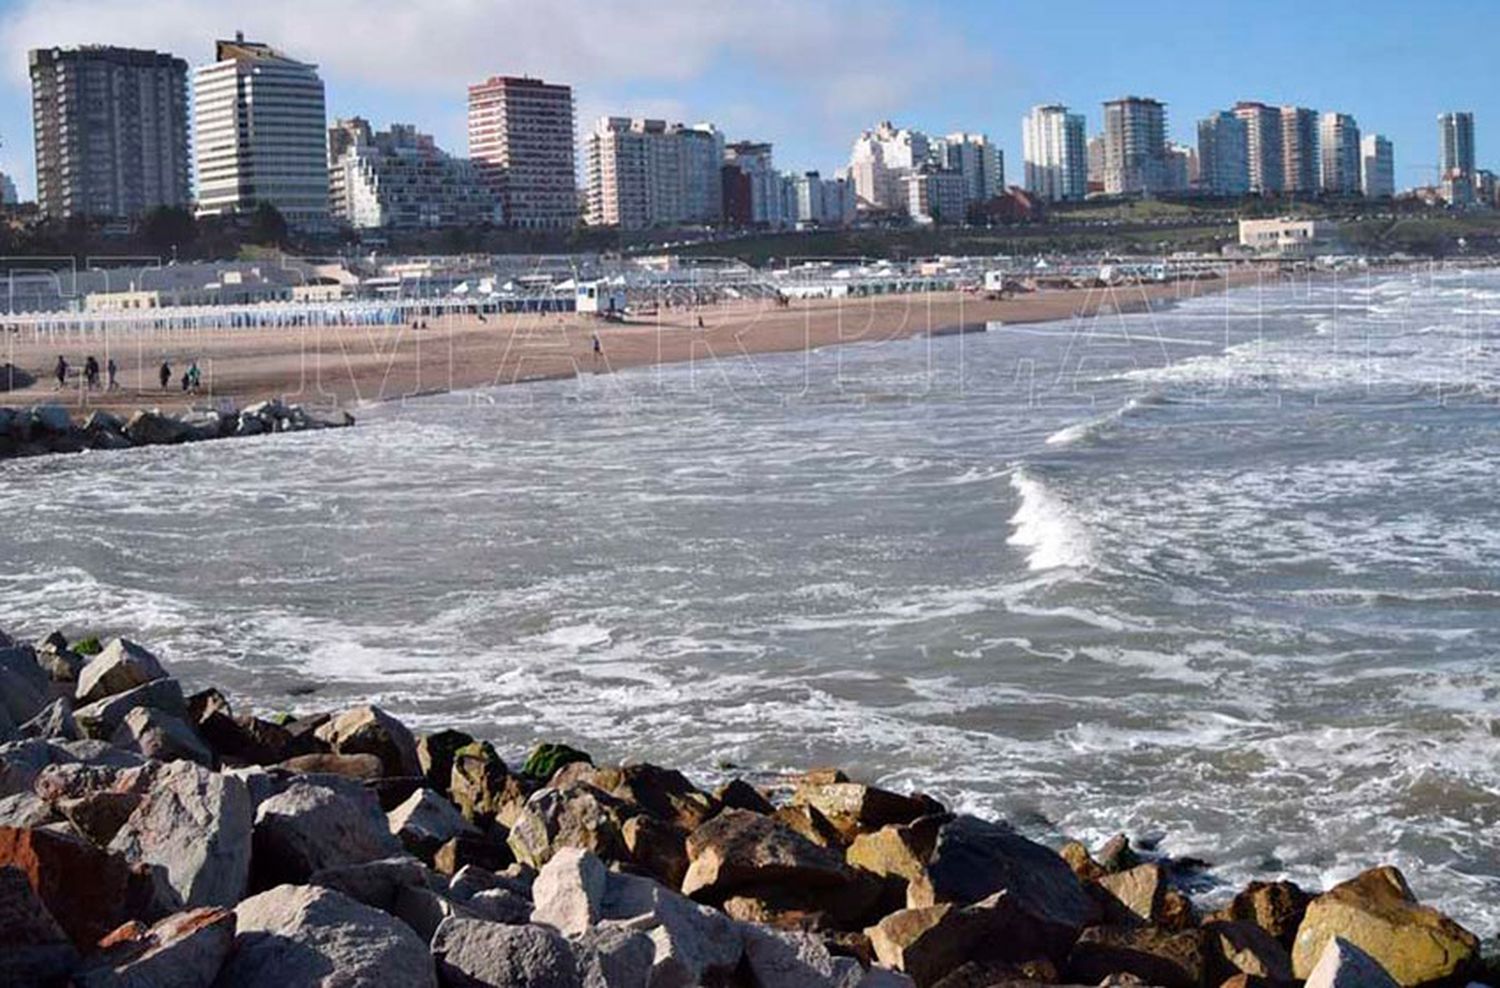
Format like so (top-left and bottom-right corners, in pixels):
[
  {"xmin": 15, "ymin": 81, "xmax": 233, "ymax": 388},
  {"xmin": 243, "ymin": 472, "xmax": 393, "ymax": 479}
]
[{"xmin": 0, "ymin": 0, "xmax": 1493, "ymax": 202}]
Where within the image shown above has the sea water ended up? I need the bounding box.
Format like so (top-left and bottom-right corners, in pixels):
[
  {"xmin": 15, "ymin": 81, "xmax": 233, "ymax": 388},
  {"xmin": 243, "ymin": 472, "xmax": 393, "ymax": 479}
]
[{"xmin": 3, "ymin": 267, "xmax": 1498, "ymax": 932}]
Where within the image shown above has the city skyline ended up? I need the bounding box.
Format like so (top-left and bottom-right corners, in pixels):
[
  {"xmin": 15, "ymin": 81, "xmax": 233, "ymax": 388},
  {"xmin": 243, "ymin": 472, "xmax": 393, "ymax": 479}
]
[{"xmin": 0, "ymin": 0, "xmax": 1495, "ymax": 203}]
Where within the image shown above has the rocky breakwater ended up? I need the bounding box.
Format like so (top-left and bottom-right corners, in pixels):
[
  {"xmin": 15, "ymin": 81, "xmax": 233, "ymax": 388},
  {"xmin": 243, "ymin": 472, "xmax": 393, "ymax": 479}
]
[
  {"xmin": 0, "ymin": 399, "xmax": 354, "ymax": 461},
  {"xmin": 0, "ymin": 628, "xmax": 1492, "ymax": 988}
]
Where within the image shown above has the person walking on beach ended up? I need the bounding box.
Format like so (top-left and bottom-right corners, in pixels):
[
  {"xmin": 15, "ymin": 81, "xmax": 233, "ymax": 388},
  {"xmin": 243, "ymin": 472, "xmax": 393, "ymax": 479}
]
[
  {"xmin": 186, "ymin": 361, "xmax": 202, "ymax": 395},
  {"xmin": 54, "ymin": 355, "xmax": 68, "ymax": 390},
  {"xmin": 83, "ymin": 356, "xmax": 100, "ymax": 391},
  {"xmin": 106, "ymin": 358, "xmax": 118, "ymax": 391},
  {"xmin": 591, "ymin": 333, "xmax": 603, "ymax": 368},
  {"xmin": 158, "ymin": 360, "xmax": 171, "ymax": 391}
]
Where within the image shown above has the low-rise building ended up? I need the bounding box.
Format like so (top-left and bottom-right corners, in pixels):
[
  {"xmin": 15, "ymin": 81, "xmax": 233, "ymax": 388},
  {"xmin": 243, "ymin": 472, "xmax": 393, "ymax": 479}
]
[{"xmin": 1238, "ymin": 217, "xmax": 1339, "ymax": 256}]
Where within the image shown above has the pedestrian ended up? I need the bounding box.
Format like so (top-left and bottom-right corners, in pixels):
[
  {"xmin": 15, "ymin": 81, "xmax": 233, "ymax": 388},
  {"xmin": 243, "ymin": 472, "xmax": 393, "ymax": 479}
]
[
  {"xmin": 181, "ymin": 369, "xmax": 190, "ymax": 393},
  {"xmin": 107, "ymin": 358, "xmax": 118, "ymax": 391},
  {"xmin": 84, "ymin": 356, "xmax": 99, "ymax": 390},
  {"xmin": 159, "ymin": 360, "xmax": 171, "ymax": 391},
  {"xmin": 591, "ymin": 333, "xmax": 602, "ymax": 365},
  {"xmin": 54, "ymin": 355, "xmax": 68, "ymax": 390},
  {"xmin": 187, "ymin": 361, "xmax": 201, "ymax": 394}
]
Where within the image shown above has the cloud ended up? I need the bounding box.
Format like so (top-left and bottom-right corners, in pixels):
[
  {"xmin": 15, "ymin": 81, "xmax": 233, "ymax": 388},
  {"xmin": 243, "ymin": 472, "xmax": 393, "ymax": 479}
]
[{"xmin": 0, "ymin": 0, "xmax": 996, "ymax": 196}]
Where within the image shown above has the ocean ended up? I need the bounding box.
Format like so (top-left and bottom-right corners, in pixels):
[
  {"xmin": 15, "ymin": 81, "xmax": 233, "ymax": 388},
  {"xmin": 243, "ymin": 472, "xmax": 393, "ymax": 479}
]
[{"xmin": 3, "ymin": 266, "xmax": 1497, "ymax": 933}]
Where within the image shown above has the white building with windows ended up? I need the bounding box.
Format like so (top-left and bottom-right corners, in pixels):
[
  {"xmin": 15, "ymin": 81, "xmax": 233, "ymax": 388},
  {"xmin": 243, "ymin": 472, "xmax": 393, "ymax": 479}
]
[
  {"xmin": 1360, "ymin": 134, "xmax": 1394, "ymax": 198},
  {"xmin": 193, "ymin": 34, "xmax": 330, "ymax": 230},
  {"xmin": 467, "ymin": 76, "xmax": 577, "ymax": 230},
  {"xmin": 1319, "ymin": 113, "xmax": 1361, "ymax": 195},
  {"xmin": 1103, "ymin": 96, "xmax": 1169, "ymax": 195},
  {"xmin": 585, "ymin": 117, "xmax": 724, "ymax": 230},
  {"xmin": 328, "ymin": 119, "xmax": 501, "ymax": 230},
  {"xmin": 849, "ymin": 121, "xmax": 930, "ymax": 212},
  {"xmin": 935, "ymin": 132, "xmax": 1003, "ymax": 204},
  {"xmin": 1022, "ymin": 105, "xmax": 1087, "ymax": 202},
  {"xmin": 904, "ymin": 166, "xmax": 967, "ymax": 225},
  {"xmin": 792, "ymin": 171, "xmax": 856, "ymax": 227}
]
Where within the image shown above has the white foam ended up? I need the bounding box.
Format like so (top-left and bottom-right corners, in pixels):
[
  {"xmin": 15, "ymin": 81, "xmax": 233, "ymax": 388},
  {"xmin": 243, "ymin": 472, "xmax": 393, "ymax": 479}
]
[{"xmin": 1006, "ymin": 468, "xmax": 1098, "ymax": 571}]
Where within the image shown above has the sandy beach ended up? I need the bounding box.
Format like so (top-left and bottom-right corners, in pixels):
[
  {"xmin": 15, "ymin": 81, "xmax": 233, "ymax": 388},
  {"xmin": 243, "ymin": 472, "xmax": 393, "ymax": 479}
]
[{"xmin": 0, "ymin": 270, "xmax": 1267, "ymax": 419}]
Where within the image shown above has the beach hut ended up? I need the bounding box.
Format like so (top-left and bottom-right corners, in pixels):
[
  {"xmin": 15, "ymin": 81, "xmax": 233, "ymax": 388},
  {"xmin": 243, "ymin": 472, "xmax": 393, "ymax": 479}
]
[{"xmin": 576, "ymin": 280, "xmax": 627, "ymax": 316}]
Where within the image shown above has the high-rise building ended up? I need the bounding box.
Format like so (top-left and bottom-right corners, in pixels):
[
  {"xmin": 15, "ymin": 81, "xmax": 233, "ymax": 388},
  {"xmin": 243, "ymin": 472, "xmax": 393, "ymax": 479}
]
[
  {"xmin": 328, "ymin": 118, "xmax": 501, "ymax": 230},
  {"xmin": 792, "ymin": 171, "xmax": 856, "ymax": 227},
  {"xmin": 0, "ymin": 173, "xmax": 17, "ymax": 206},
  {"xmin": 1319, "ymin": 113, "xmax": 1361, "ymax": 195},
  {"xmin": 29, "ymin": 46, "xmax": 189, "ymax": 220},
  {"xmin": 1022, "ymin": 105, "xmax": 1088, "ymax": 202},
  {"xmin": 1102, "ymin": 97, "xmax": 1168, "ymax": 195},
  {"xmin": 936, "ymin": 132, "xmax": 1003, "ymax": 203},
  {"xmin": 1165, "ymin": 143, "xmax": 1197, "ymax": 192},
  {"xmin": 1438, "ymin": 111, "xmax": 1476, "ymax": 181},
  {"xmin": 1197, "ymin": 112, "xmax": 1249, "ymax": 196},
  {"xmin": 585, "ymin": 118, "xmax": 724, "ymax": 230},
  {"xmin": 903, "ymin": 165, "xmax": 967, "ymax": 224},
  {"xmin": 194, "ymin": 35, "xmax": 329, "ymax": 229},
  {"xmin": 468, "ymin": 76, "xmax": 577, "ymax": 229},
  {"xmin": 1360, "ymin": 134, "xmax": 1394, "ymax": 198},
  {"xmin": 848, "ymin": 122, "xmax": 930, "ymax": 212},
  {"xmin": 722, "ymin": 142, "xmax": 788, "ymax": 228},
  {"xmin": 1233, "ymin": 102, "xmax": 1283, "ymax": 195},
  {"xmin": 1087, "ymin": 134, "xmax": 1106, "ymax": 191},
  {"xmin": 1280, "ymin": 107, "xmax": 1320, "ymax": 194}
]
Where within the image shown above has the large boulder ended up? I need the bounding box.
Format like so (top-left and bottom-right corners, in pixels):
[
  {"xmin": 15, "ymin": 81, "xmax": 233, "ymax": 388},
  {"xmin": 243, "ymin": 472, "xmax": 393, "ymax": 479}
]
[
  {"xmin": 1209, "ymin": 879, "xmax": 1310, "ymax": 950},
  {"xmin": 0, "ymin": 825, "xmax": 138, "ymax": 946},
  {"xmin": 0, "ymin": 646, "xmax": 49, "ymax": 728},
  {"xmin": 682, "ymin": 807, "xmax": 853, "ymax": 902},
  {"xmin": 1096, "ymin": 861, "xmax": 1194, "ymax": 929},
  {"xmin": 107, "ymin": 760, "xmax": 253, "ymax": 909},
  {"xmin": 601, "ymin": 869, "xmax": 746, "ymax": 984},
  {"xmin": 866, "ymin": 892, "xmax": 1064, "ymax": 988},
  {"xmin": 743, "ymin": 925, "xmax": 865, "ymax": 988},
  {"xmin": 1304, "ymin": 936, "xmax": 1401, "ymax": 988},
  {"xmin": 1065, "ymin": 926, "xmax": 1207, "ymax": 988},
  {"xmin": 846, "ymin": 816, "xmax": 944, "ymax": 885},
  {"xmin": 531, "ymin": 846, "xmax": 608, "ymax": 936},
  {"xmin": 508, "ymin": 783, "xmax": 629, "ymax": 869},
  {"xmin": 75, "ymin": 639, "xmax": 168, "ymax": 705},
  {"xmin": 220, "ymin": 883, "xmax": 437, "ymax": 987},
  {"xmin": 75, "ymin": 906, "xmax": 235, "ymax": 988},
  {"xmin": 792, "ymin": 781, "xmax": 932, "ymax": 840},
  {"xmin": 432, "ymin": 915, "xmax": 580, "ymax": 988},
  {"xmin": 0, "ymin": 863, "xmax": 79, "ymax": 987},
  {"xmin": 123, "ymin": 410, "xmax": 190, "ymax": 447},
  {"xmin": 314, "ymin": 706, "xmax": 421, "ymax": 778},
  {"xmin": 449, "ymin": 740, "xmax": 515, "ymax": 823},
  {"xmin": 591, "ymin": 762, "xmax": 719, "ymax": 831},
  {"xmin": 31, "ymin": 404, "xmax": 73, "ymax": 433},
  {"xmin": 905, "ymin": 816, "xmax": 1095, "ymax": 955},
  {"xmin": 520, "ymin": 741, "xmax": 592, "ymax": 783},
  {"xmin": 19, "ymin": 698, "xmax": 81, "ymax": 742},
  {"xmin": 416, "ymin": 728, "xmax": 474, "ymax": 790},
  {"xmin": 111, "ymin": 705, "xmax": 213, "ymax": 766},
  {"xmin": 387, "ymin": 787, "xmax": 480, "ymax": 858},
  {"xmin": 1290, "ymin": 866, "xmax": 1479, "ymax": 986},
  {"xmin": 621, "ymin": 813, "xmax": 690, "ymax": 889},
  {"xmin": 1204, "ymin": 919, "xmax": 1294, "ymax": 984},
  {"xmin": 308, "ymin": 856, "xmax": 436, "ymax": 912},
  {"xmin": 75, "ymin": 678, "xmax": 186, "ymax": 740},
  {"xmin": 570, "ymin": 922, "xmax": 657, "ymax": 987},
  {"xmin": 251, "ymin": 781, "xmax": 403, "ymax": 886}
]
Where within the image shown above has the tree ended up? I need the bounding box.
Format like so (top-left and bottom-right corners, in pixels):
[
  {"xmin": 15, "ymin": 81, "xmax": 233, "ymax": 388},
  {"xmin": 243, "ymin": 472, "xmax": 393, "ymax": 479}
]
[
  {"xmin": 140, "ymin": 206, "xmax": 197, "ymax": 259},
  {"xmin": 247, "ymin": 202, "xmax": 289, "ymax": 247}
]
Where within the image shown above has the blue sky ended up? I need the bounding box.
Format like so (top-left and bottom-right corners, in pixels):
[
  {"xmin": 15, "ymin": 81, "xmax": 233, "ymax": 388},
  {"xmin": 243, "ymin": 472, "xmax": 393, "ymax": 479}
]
[{"xmin": 0, "ymin": 0, "xmax": 1493, "ymax": 200}]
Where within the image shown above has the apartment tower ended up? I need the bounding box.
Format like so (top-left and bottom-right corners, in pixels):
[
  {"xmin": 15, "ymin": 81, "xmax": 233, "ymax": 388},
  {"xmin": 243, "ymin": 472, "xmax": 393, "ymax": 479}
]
[
  {"xmin": 1360, "ymin": 134, "xmax": 1394, "ymax": 198},
  {"xmin": 1022, "ymin": 105, "xmax": 1088, "ymax": 202},
  {"xmin": 1280, "ymin": 107, "xmax": 1320, "ymax": 194},
  {"xmin": 1102, "ymin": 96, "xmax": 1168, "ymax": 195},
  {"xmin": 585, "ymin": 118, "xmax": 724, "ymax": 230},
  {"xmin": 1319, "ymin": 113, "xmax": 1361, "ymax": 195},
  {"xmin": 1197, "ymin": 111, "xmax": 1249, "ymax": 196},
  {"xmin": 29, "ymin": 46, "xmax": 190, "ymax": 220},
  {"xmin": 1438, "ymin": 111, "xmax": 1476, "ymax": 180},
  {"xmin": 1233, "ymin": 102, "xmax": 1283, "ymax": 195},
  {"xmin": 467, "ymin": 76, "xmax": 577, "ymax": 229},
  {"xmin": 194, "ymin": 35, "xmax": 330, "ymax": 229}
]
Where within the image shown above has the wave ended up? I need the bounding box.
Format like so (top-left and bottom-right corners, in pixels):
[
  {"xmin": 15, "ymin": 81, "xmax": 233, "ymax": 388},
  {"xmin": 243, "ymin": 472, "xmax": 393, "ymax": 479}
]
[
  {"xmin": 1044, "ymin": 393, "xmax": 1166, "ymax": 448},
  {"xmin": 1006, "ymin": 468, "xmax": 1098, "ymax": 572}
]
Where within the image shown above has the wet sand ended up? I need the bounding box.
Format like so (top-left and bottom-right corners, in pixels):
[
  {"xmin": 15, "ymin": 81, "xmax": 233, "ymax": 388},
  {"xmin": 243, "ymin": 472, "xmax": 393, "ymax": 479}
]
[{"xmin": 0, "ymin": 272, "xmax": 1264, "ymax": 418}]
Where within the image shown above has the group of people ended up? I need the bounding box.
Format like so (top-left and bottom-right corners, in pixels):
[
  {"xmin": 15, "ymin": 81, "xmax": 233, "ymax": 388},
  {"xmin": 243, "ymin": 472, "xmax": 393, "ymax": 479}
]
[
  {"xmin": 157, "ymin": 360, "xmax": 203, "ymax": 394},
  {"xmin": 53, "ymin": 355, "xmax": 118, "ymax": 392}
]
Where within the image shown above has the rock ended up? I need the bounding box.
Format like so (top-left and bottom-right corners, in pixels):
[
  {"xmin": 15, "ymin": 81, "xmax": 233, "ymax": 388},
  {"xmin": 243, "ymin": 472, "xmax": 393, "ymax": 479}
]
[
  {"xmin": 1208, "ymin": 879, "xmax": 1310, "ymax": 950},
  {"xmin": 123, "ymin": 410, "xmax": 190, "ymax": 446},
  {"xmin": 621, "ymin": 812, "xmax": 689, "ymax": 888},
  {"xmin": 776, "ymin": 803, "xmax": 850, "ymax": 849},
  {"xmin": 417, "ymin": 728, "xmax": 473, "ymax": 790},
  {"xmin": 1066, "ymin": 926, "xmax": 1206, "ymax": 988},
  {"xmin": 1096, "ymin": 834, "xmax": 1139, "ymax": 873},
  {"xmin": 716, "ymin": 779, "xmax": 775, "ymax": 815},
  {"xmin": 75, "ymin": 639, "xmax": 168, "ymax": 705},
  {"xmin": 1304, "ymin": 935, "xmax": 1401, "ymax": 988},
  {"xmin": 508, "ymin": 783, "xmax": 629, "ymax": 869},
  {"xmin": 469, "ymin": 885, "xmax": 535, "ymax": 925},
  {"xmin": 683, "ymin": 808, "xmax": 853, "ymax": 902},
  {"xmin": 309, "ymin": 856, "xmax": 436, "ymax": 912},
  {"xmin": 75, "ymin": 678, "xmax": 186, "ymax": 740},
  {"xmin": 251, "ymin": 781, "xmax": 403, "ymax": 886},
  {"xmin": 107, "ymin": 760, "xmax": 253, "ymax": 909},
  {"xmin": 75, "ymin": 906, "xmax": 235, "ymax": 988},
  {"xmin": 280, "ymin": 713, "xmax": 333, "ymax": 758},
  {"xmin": 435, "ymin": 833, "xmax": 515, "ymax": 876},
  {"xmin": 743, "ymin": 925, "xmax": 865, "ymax": 988},
  {"xmin": 33, "ymin": 637, "xmax": 85, "ymax": 684},
  {"xmin": 866, "ymin": 893, "xmax": 1056, "ymax": 988},
  {"xmin": 847, "ymin": 816, "xmax": 944, "ymax": 885},
  {"xmin": 593, "ymin": 762, "xmax": 719, "ymax": 831},
  {"xmin": 221, "ymin": 883, "xmax": 437, "ymax": 987},
  {"xmin": 32, "ymin": 404, "xmax": 72, "ymax": 433},
  {"xmin": 1290, "ymin": 866, "xmax": 1479, "ymax": 986},
  {"xmin": 0, "ymin": 791, "xmax": 57, "ymax": 828},
  {"xmin": 0, "ymin": 863, "xmax": 80, "ymax": 987},
  {"xmin": 314, "ymin": 705, "xmax": 421, "ymax": 778},
  {"xmin": 520, "ymin": 741, "xmax": 593, "ymax": 783},
  {"xmin": 449, "ymin": 862, "xmax": 534, "ymax": 903},
  {"xmin": 0, "ymin": 646, "xmax": 50, "ymax": 727},
  {"xmin": 793, "ymin": 781, "xmax": 931, "ymax": 840},
  {"xmin": 1059, "ymin": 840, "xmax": 1107, "ymax": 882},
  {"xmin": 906, "ymin": 816, "xmax": 1096, "ymax": 955},
  {"xmin": 193, "ymin": 694, "xmax": 291, "ymax": 766},
  {"xmin": 19, "ymin": 698, "xmax": 81, "ymax": 741},
  {"xmin": 531, "ymin": 846, "xmax": 608, "ymax": 936},
  {"xmin": 431, "ymin": 915, "xmax": 580, "ymax": 988},
  {"xmin": 58, "ymin": 791, "xmax": 142, "ymax": 846},
  {"xmin": 111, "ymin": 705, "xmax": 213, "ymax": 765},
  {"xmin": 570, "ymin": 922, "xmax": 656, "ymax": 988},
  {"xmin": 279, "ymin": 751, "xmax": 385, "ymax": 780},
  {"xmin": 1204, "ymin": 919, "xmax": 1294, "ymax": 984},
  {"xmin": 0, "ymin": 825, "xmax": 137, "ymax": 946},
  {"xmin": 387, "ymin": 786, "xmax": 480, "ymax": 858},
  {"xmin": 392, "ymin": 883, "xmax": 479, "ymax": 941},
  {"xmin": 1097, "ymin": 862, "xmax": 1191, "ymax": 927},
  {"xmin": 450, "ymin": 740, "xmax": 513, "ymax": 823},
  {"xmin": 600, "ymin": 869, "xmax": 745, "ymax": 983}
]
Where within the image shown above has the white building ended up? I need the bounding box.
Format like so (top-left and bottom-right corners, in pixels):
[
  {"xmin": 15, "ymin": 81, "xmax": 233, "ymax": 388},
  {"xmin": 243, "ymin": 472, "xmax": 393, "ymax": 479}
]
[
  {"xmin": 1233, "ymin": 102, "xmax": 1283, "ymax": 194},
  {"xmin": 1360, "ymin": 134, "xmax": 1394, "ymax": 198},
  {"xmin": 1281, "ymin": 106, "xmax": 1320, "ymax": 194},
  {"xmin": 935, "ymin": 132, "xmax": 1003, "ymax": 204},
  {"xmin": 849, "ymin": 121, "xmax": 929, "ymax": 212},
  {"xmin": 1438, "ymin": 111, "xmax": 1476, "ymax": 181},
  {"xmin": 1238, "ymin": 217, "xmax": 1339, "ymax": 256},
  {"xmin": 792, "ymin": 171, "xmax": 856, "ymax": 227},
  {"xmin": 1103, "ymin": 97, "xmax": 1169, "ymax": 195},
  {"xmin": 467, "ymin": 76, "xmax": 577, "ymax": 230},
  {"xmin": 1319, "ymin": 113, "xmax": 1361, "ymax": 195},
  {"xmin": 585, "ymin": 117, "xmax": 724, "ymax": 230},
  {"xmin": 904, "ymin": 167, "xmax": 967, "ymax": 225},
  {"xmin": 194, "ymin": 35, "xmax": 330, "ymax": 230},
  {"xmin": 1022, "ymin": 105, "xmax": 1088, "ymax": 202},
  {"xmin": 328, "ymin": 119, "xmax": 501, "ymax": 230}
]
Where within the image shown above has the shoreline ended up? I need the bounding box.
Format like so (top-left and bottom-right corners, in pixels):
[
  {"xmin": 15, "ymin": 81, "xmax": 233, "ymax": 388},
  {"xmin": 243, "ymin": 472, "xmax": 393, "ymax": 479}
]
[{"xmin": 0, "ymin": 629, "xmax": 1487, "ymax": 987}]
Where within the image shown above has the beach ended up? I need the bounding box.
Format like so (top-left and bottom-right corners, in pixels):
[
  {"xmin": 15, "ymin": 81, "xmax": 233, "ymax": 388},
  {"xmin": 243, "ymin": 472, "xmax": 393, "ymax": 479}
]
[{"xmin": 0, "ymin": 271, "xmax": 1264, "ymax": 420}]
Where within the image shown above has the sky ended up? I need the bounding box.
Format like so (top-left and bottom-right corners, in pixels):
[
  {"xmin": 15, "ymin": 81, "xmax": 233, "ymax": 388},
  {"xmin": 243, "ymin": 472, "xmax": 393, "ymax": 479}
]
[{"xmin": 0, "ymin": 0, "xmax": 1494, "ymax": 201}]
